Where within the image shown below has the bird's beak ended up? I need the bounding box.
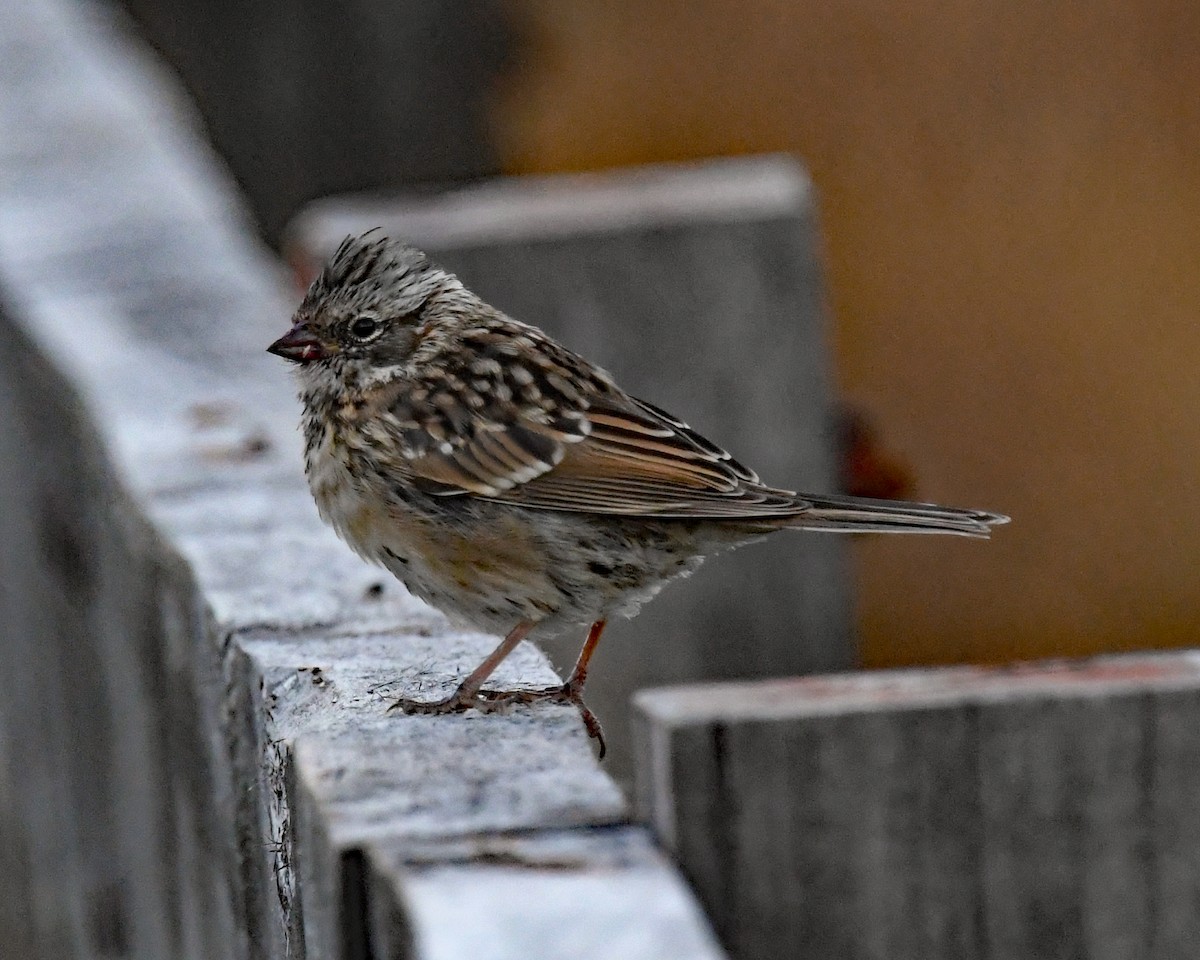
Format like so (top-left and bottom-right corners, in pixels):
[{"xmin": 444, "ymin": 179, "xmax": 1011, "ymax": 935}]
[{"xmin": 267, "ymin": 323, "xmax": 328, "ymax": 364}]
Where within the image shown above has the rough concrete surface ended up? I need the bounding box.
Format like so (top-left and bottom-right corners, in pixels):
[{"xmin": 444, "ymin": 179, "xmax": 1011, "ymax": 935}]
[
  {"xmin": 0, "ymin": 1, "xmax": 724, "ymax": 957},
  {"xmin": 370, "ymin": 829, "xmax": 726, "ymax": 960}
]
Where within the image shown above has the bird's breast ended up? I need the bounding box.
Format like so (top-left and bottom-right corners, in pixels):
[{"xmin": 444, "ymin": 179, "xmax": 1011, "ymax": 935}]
[
  {"xmin": 302, "ymin": 413, "xmax": 559, "ymax": 620},
  {"xmin": 304, "ymin": 416, "xmax": 385, "ymax": 559}
]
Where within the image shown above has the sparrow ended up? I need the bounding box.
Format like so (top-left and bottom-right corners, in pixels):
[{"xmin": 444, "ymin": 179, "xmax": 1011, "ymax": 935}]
[{"xmin": 268, "ymin": 233, "xmax": 1008, "ymax": 756}]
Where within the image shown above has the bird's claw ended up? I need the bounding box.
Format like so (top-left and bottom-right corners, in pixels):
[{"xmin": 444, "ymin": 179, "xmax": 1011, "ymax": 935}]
[
  {"xmin": 478, "ymin": 682, "xmax": 607, "ymax": 759},
  {"xmin": 387, "ymin": 691, "xmax": 508, "ymax": 716},
  {"xmin": 389, "ymin": 682, "xmax": 607, "ymax": 758}
]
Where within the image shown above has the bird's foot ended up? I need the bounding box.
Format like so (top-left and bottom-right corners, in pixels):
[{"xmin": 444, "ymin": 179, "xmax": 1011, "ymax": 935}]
[
  {"xmin": 390, "ymin": 681, "xmax": 606, "ymax": 758},
  {"xmin": 477, "ymin": 682, "xmax": 606, "ymax": 758},
  {"xmin": 388, "ymin": 620, "xmax": 609, "ymax": 756},
  {"xmin": 387, "ymin": 688, "xmax": 512, "ymax": 717}
]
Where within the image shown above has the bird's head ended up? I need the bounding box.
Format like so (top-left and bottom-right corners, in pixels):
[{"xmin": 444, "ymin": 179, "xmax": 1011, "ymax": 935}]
[{"xmin": 268, "ymin": 232, "xmax": 460, "ymax": 391}]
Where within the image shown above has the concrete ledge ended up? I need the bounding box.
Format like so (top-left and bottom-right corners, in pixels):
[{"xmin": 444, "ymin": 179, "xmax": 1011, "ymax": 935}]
[
  {"xmin": 285, "ymin": 156, "xmax": 813, "ymax": 254},
  {"xmin": 366, "ymin": 828, "xmax": 726, "ymax": 960},
  {"xmin": 0, "ymin": 1, "xmax": 723, "ymax": 957}
]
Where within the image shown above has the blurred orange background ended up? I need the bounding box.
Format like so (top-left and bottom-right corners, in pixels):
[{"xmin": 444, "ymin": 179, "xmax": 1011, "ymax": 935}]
[{"xmin": 493, "ymin": 0, "xmax": 1200, "ymax": 667}]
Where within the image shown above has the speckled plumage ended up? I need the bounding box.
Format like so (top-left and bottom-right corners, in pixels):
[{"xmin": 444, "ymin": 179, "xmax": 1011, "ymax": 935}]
[{"xmin": 269, "ymin": 232, "xmax": 1008, "ymax": 753}]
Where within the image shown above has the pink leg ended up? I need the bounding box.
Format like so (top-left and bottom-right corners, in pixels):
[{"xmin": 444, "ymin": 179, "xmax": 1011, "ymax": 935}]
[
  {"xmin": 565, "ymin": 619, "xmax": 607, "ymax": 693},
  {"xmin": 455, "ymin": 620, "xmax": 537, "ymax": 699},
  {"xmin": 388, "ymin": 619, "xmax": 535, "ymax": 714},
  {"xmin": 390, "ymin": 619, "xmax": 610, "ymax": 759},
  {"xmin": 479, "ymin": 619, "xmax": 610, "ymax": 757}
]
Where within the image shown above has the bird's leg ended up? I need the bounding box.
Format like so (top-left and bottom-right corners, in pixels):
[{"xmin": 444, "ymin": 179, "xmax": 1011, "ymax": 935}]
[
  {"xmin": 477, "ymin": 619, "xmax": 609, "ymax": 757},
  {"xmin": 562, "ymin": 618, "xmax": 608, "ymax": 755},
  {"xmin": 389, "ymin": 618, "xmax": 610, "ymax": 758},
  {"xmin": 388, "ymin": 619, "xmax": 536, "ymax": 716}
]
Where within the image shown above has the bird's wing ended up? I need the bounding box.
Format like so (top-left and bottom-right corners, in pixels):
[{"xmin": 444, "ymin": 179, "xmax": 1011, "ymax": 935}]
[
  {"xmin": 376, "ymin": 337, "xmax": 806, "ymax": 519},
  {"xmin": 374, "ymin": 325, "xmax": 602, "ymax": 498},
  {"xmin": 492, "ymin": 396, "xmax": 807, "ymax": 518}
]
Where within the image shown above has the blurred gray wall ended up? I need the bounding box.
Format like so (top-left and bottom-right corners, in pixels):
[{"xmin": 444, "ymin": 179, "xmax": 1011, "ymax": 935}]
[{"xmin": 116, "ymin": 0, "xmax": 513, "ymax": 242}]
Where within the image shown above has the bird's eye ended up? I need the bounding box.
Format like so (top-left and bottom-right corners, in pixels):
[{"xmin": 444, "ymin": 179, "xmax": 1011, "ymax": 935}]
[{"xmin": 349, "ymin": 317, "xmax": 380, "ymax": 341}]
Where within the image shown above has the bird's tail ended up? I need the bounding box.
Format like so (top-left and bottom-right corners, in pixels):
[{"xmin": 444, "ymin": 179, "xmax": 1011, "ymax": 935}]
[{"xmin": 787, "ymin": 493, "xmax": 1009, "ymax": 539}]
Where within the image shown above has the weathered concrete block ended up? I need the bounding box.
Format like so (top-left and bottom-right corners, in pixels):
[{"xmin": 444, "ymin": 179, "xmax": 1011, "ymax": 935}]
[
  {"xmin": 366, "ymin": 829, "xmax": 728, "ymax": 960},
  {"xmin": 633, "ymin": 655, "xmax": 1200, "ymax": 960},
  {"xmin": 287, "ymin": 158, "xmax": 854, "ymax": 779}
]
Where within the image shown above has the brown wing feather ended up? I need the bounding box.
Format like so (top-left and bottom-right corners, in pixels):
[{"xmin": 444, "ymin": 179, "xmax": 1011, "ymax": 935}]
[
  {"xmin": 377, "ymin": 321, "xmax": 597, "ymax": 497},
  {"xmin": 401, "ymin": 418, "xmax": 582, "ymax": 497},
  {"xmin": 487, "ymin": 397, "xmax": 809, "ymax": 519}
]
